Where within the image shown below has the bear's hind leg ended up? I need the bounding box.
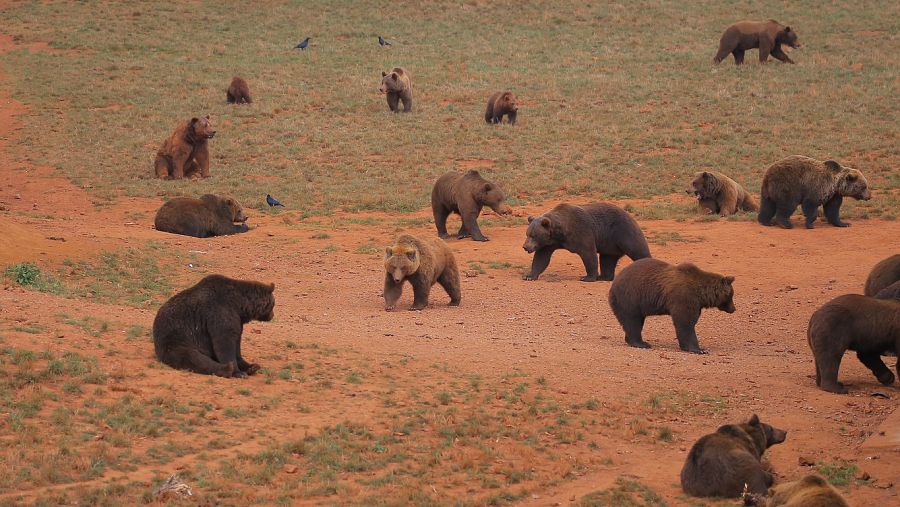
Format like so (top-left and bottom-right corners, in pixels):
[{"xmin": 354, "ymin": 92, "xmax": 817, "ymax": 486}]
[
  {"xmin": 154, "ymin": 155, "xmax": 171, "ymax": 179},
  {"xmin": 598, "ymin": 254, "xmax": 620, "ymax": 281},
  {"xmin": 621, "ymin": 313, "xmax": 650, "ymax": 349},
  {"xmin": 774, "ymin": 203, "xmax": 796, "ymax": 229},
  {"xmin": 817, "ymin": 352, "xmax": 848, "ymax": 393},
  {"xmin": 180, "ymin": 348, "xmax": 234, "ymax": 377},
  {"xmin": 823, "ymin": 195, "xmax": 848, "ymax": 227},
  {"xmin": 801, "ymin": 200, "xmax": 820, "ymax": 229},
  {"xmin": 732, "ymin": 49, "xmax": 745, "ymax": 65},
  {"xmin": 757, "ymin": 197, "xmax": 776, "ymax": 225},
  {"xmin": 437, "ymin": 265, "xmax": 462, "ymax": 307},
  {"xmin": 433, "ymin": 204, "xmax": 451, "ymax": 238},
  {"xmin": 857, "ymin": 351, "xmax": 896, "ymax": 386}
]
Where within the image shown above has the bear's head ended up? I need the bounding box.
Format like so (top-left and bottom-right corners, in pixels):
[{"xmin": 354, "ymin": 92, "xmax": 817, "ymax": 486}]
[
  {"xmin": 499, "ymin": 92, "xmax": 519, "ymax": 112},
  {"xmin": 384, "ymin": 239, "xmax": 419, "ymax": 283},
  {"xmin": 716, "ymin": 275, "xmax": 737, "ymax": 313},
  {"xmin": 190, "ymin": 115, "xmax": 216, "ymax": 140},
  {"xmin": 740, "ymin": 414, "xmax": 787, "ymax": 456},
  {"xmin": 826, "ymin": 161, "xmax": 872, "ymax": 201},
  {"xmin": 777, "ymin": 26, "xmax": 800, "ymax": 48},
  {"xmin": 523, "ymin": 215, "xmax": 561, "ymax": 253},
  {"xmin": 469, "ymin": 171, "xmax": 511, "ymax": 215},
  {"xmin": 253, "ymin": 282, "xmax": 276, "ymax": 322},
  {"xmin": 686, "ymin": 171, "xmax": 720, "ymax": 200},
  {"xmin": 219, "ymin": 196, "xmax": 248, "ymax": 223},
  {"xmin": 380, "ymin": 70, "xmax": 405, "ymax": 94}
]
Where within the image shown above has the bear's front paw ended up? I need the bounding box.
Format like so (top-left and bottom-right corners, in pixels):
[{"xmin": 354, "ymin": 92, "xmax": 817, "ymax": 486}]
[
  {"xmin": 232, "ymin": 370, "xmax": 249, "ymax": 379},
  {"xmin": 580, "ymin": 275, "xmax": 599, "ymax": 282},
  {"xmin": 685, "ymin": 347, "xmax": 709, "ymax": 355},
  {"xmin": 246, "ymin": 364, "xmax": 261, "ymax": 376},
  {"xmin": 472, "ymin": 236, "xmax": 489, "ymax": 242},
  {"xmin": 408, "ymin": 305, "xmax": 426, "ymax": 311},
  {"xmin": 876, "ymin": 370, "xmax": 895, "ymax": 386},
  {"xmin": 384, "ymin": 305, "xmax": 395, "ymax": 312},
  {"xmin": 835, "ymin": 222, "xmax": 850, "ymax": 228},
  {"xmin": 522, "ymin": 273, "xmax": 538, "ymax": 281}
]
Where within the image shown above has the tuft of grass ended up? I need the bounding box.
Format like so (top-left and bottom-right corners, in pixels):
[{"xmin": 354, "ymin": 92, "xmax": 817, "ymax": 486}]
[
  {"xmin": 579, "ymin": 477, "xmax": 667, "ymax": 506},
  {"xmin": 815, "ymin": 460, "xmax": 859, "ymax": 487}
]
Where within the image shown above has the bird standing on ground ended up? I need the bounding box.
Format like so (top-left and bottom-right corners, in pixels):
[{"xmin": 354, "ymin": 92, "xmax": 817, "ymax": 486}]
[
  {"xmin": 295, "ymin": 37, "xmax": 310, "ymax": 49},
  {"xmin": 378, "ymin": 36, "xmax": 392, "ymax": 47},
  {"xmin": 266, "ymin": 194, "xmax": 284, "ymax": 207}
]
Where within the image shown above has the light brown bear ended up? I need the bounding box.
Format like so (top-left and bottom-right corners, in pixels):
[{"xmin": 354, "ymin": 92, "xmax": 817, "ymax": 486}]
[
  {"xmin": 760, "ymin": 474, "xmax": 849, "ymax": 507},
  {"xmin": 485, "ymin": 91, "xmax": 518, "ymax": 125},
  {"xmin": 227, "ymin": 76, "xmax": 252, "ymax": 104},
  {"xmin": 758, "ymin": 156, "xmax": 871, "ymax": 229},
  {"xmin": 431, "ymin": 170, "xmax": 511, "ymax": 241},
  {"xmin": 687, "ymin": 171, "xmax": 758, "ymax": 215},
  {"xmin": 154, "ymin": 194, "xmax": 249, "ymax": 238},
  {"xmin": 154, "ymin": 115, "xmax": 216, "ymax": 179},
  {"xmin": 714, "ymin": 20, "xmax": 800, "ymax": 65},
  {"xmin": 384, "ymin": 235, "xmax": 460, "ymax": 311},
  {"xmin": 380, "ymin": 67, "xmax": 412, "ymax": 112}
]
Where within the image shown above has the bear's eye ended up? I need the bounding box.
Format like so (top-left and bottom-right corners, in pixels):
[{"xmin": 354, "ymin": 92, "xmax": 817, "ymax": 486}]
[
  {"xmin": 406, "ymin": 251, "xmax": 416, "ymax": 261},
  {"xmin": 847, "ymin": 174, "xmax": 857, "ymax": 181}
]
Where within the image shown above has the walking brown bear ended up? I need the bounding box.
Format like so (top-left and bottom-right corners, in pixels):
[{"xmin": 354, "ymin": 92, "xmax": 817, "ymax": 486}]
[
  {"xmin": 713, "ymin": 20, "xmax": 800, "ymax": 65},
  {"xmin": 384, "ymin": 235, "xmax": 461, "ymax": 311},
  {"xmin": 379, "ymin": 67, "xmax": 412, "ymax": 112},
  {"xmin": 431, "ymin": 170, "xmax": 511, "ymax": 241}
]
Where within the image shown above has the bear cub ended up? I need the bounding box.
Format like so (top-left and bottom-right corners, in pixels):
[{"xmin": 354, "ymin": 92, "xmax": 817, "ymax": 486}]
[
  {"xmin": 380, "ymin": 67, "xmax": 413, "ymax": 112},
  {"xmin": 485, "ymin": 91, "xmax": 518, "ymax": 125},
  {"xmin": 687, "ymin": 171, "xmax": 758, "ymax": 216},
  {"xmin": 714, "ymin": 20, "xmax": 800, "ymax": 65},
  {"xmin": 431, "ymin": 170, "xmax": 511, "ymax": 241},
  {"xmin": 154, "ymin": 115, "xmax": 216, "ymax": 179},
  {"xmin": 154, "ymin": 194, "xmax": 249, "ymax": 238},
  {"xmin": 227, "ymin": 76, "xmax": 252, "ymax": 104},
  {"xmin": 384, "ymin": 235, "xmax": 461, "ymax": 311}
]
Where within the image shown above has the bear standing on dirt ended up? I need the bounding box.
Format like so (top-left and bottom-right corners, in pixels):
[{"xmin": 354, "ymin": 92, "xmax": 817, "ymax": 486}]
[
  {"xmin": 379, "ymin": 67, "xmax": 412, "ymax": 112},
  {"xmin": 759, "ymin": 474, "xmax": 849, "ymax": 507},
  {"xmin": 807, "ymin": 293, "xmax": 900, "ymax": 393},
  {"xmin": 680, "ymin": 414, "xmax": 787, "ymax": 498},
  {"xmin": 864, "ymin": 254, "xmax": 900, "ymax": 297},
  {"xmin": 608, "ymin": 258, "xmax": 736, "ymax": 353},
  {"xmin": 226, "ymin": 76, "xmax": 252, "ymax": 104},
  {"xmin": 154, "ymin": 194, "xmax": 249, "ymax": 238},
  {"xmin": 713, "ymin": 20, "xmax": 800, "ymax": 65},
  {"xmin": 431, "ymin": 170, "xmax": 511, "ymax": 241},
  {"xmin": 153, "ymin": 275, "xmax": 275, "ymax": 378},
  {"xmin": 522, "ymin": 203, "xmax": 650, "ymax": 282},
  {"xmin": 484, "ymin": 91, "xmax": 518, "ymax": 125},
  {"xmin": 384, "ymin": 234, "xmax": 461, "ymax": 311},
  {"xmin": 758, "ymin": 156, "xmax": 871, "ymax": 229},
  {"xmin": 687, "ymin": 171, "xmax": 758, "ymax": 216},
  {"xmin": 154, "ymin": 115, "xmax": 216, "ymax": 179}
]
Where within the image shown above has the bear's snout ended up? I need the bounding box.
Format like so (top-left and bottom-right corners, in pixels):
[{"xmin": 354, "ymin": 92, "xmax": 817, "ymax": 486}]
[
  {"xmin": 523, "ymin": 240, "xmax": 537, "ymax": 253},
  {"xmin": 235, "ymin": 211, "xmax": 248, "ymax": 222},
  {"xmin": 721, "ymin": 301, "xmax": 736, "ymax": 313},
  {"xmin": 206, "ymin": 131, "xmax": 217, "ymax": 139},
  {"xmin": 493, "ymin": 203, "xmax": 512, "ymax": 215},
  {"xmin": 859, "ymin": 188, "xmax": 872, "ymax": 200}
]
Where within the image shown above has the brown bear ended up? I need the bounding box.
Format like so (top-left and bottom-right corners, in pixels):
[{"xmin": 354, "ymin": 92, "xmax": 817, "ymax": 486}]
[
  {"xmin": 757, "ymin": 156, "xmax": 871, "ymax": 229},
  {"xmin": 687, "ymin": 171, "xmax": 758, "ymax": 216},
  {"xmin": 380, "ymin": 67, "xmax": 412, "ymax": 112},
  {"xmin": 807, "ymin": 293, "xmax": 900, "ymax": 393},
  {"xmin": 759, "ymin": 474, "xmax": 849, "ymax": 507},
  {"xmin": 153, "ymin": 275, "xmax": 275, "ymax": 378},
  {"xmin": 485, "ymin": 91, "xmax": 518, "ymax": 125},
  {"xmin": 713, "ymin": 20, "xmax": 800, "ymax": 65},
  {"xmin": 226, "ymin": 76, "xmax": 252, "ymax": 104},
  {"xmin": 864, "ymin": 254, "xmax": 900, "ymax": 297},
  {"xmin": 384, "ymin": 234, "xmax": 461, "ymax": 311},
  {"xmin": 154, "ymin": 115, "xmax": 216, "ymax": 179},
  {"xmin": 681, "ymin": 414, "xmax": 788, "ymax": 498},
  {"xmin": 523, "ymin": 202, "xmax": 650, "ymax": 282},
  {"xmin": 876, "ymin": 280, "xmax": 900, "ymax": 300},
  {"xmin": 608, "ymin": 258, "xmax": 735, "ymax": 353},
  {"xmin": 431, "ymin": 170, "xmax": 511, "ymax": 241},
  {"xmin": 154, "ymin": 194, "xmax": 249, "ymax": 238}
]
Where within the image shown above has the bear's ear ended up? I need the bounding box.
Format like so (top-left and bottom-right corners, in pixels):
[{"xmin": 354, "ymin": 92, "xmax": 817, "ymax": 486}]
[
  {"xmin": 527, "ymin": 216, "xmax": 535, "ymax": 223},
  {"xmin": 190, "ymin": 117, "xmax": 199, "ymax": 125},
  {"xmin": 702, "ymin": 171, "xmax": 711, "ymax": 179},
  {"xmin": 824, "ymin": 160, "xmax": 842, "ymax": 172},
  {"xmin": 724, "ymin": 275, "xmax": 735, "ymax": 285},
  {"xmin": 406, "ymin": 251, "xmax": 417, "ymax": 261},
  {"xmin": 205, "ymin": 114, "xmax": 210, "ymax": 120},
  {"xmin": 748, "ymin": 414, "xmax": 760, "ymax": 426},
  {"xmin": 268, "ymin": 283, "xmax": 275, "ymax": 292},
  {"xmin": 385, "ymin": 247, "xmax": 393, "ymax": 257},
  {"xmin": 382, "ymin": 71, "xmax": 387, "ymax": 77},
  {"xmin": 846, "ymin": 172, "xmax": 858, "ymax": 182},
  {"xmin": 784, "ymin": 26, "xmax": 791, "ymax": 32},
  {"xmin": 540, "ymin": 217, "xmax": 551, "ymax": 228},
  {"xmin": 483, "ymin": 183, "xmax": 493, "ymax": 193},
  {"xmin": 391, "ymin": 72, "xmax": 398, "ymax": 80}
]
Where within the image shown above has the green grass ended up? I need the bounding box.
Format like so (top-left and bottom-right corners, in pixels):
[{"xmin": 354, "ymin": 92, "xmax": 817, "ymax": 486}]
[
  {"xmin": 0, "ymin": 1, "xmax": 895, "ymax": 218},
  {"xmin": 815, "ymin": 459, "xmax": 859, "ymax": 487},
  {"xmin": 580, "ymin": 477, "xmax": 667, "ymax": 506}
]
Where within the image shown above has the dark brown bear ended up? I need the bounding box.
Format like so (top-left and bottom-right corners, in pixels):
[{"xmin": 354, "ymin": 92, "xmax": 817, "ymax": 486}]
[
  {"xmin": 761, "ymin": 475, "xmax": 849, "ymax": 507},
  {"xmin": 523, "ymin": 203, "xmax": 650, "ymax": 282},
  {"xmin": 379, "ymin": 67, "xmax": 412, "ymax": 112},
  {"xmin": 864, "ymin": 254, "xmax": 900, "ymax": 297},
  {"xmin": 758, "ymin": 156, "xmax": 871, "ymax": 229},
  {"xmin": 876, "ymin": 280, "xmax": 900, "ymax": 300},
  {"xmin": 807, "ymin": 293, "xmax": 900, "ymax": 393},
  {"xmin": 681, "ymin": 415, "xmax": 787, "ymax": 498},
  {"xmin": 153, "ymin": 275, "xmax": 275, "ymax": 378},
  {"xmin": 154, "ymin": 194, "xmax": 249, "ymax": 238},
  {"xmin": 608, "ymin": 258, "xmax": 735, "ymax": 353},
  {"xmin": 226, "ymin": 76, "xmax": 252, "ymax": 104},
  {"xmin": 687, "ymin": 171, "xmax": 758, "ymax": 216},
  {"xmin": 384, "ymin": 234, "xmax": 460, "ymax": 311},
  {"xmin": 431, "ymin": 170, "xmax": 511, "ymax": 241},
  {"xmin": 485, "ymin": 91, "xmax": 518, "ymax": 125},
  {"xmin": 713, "ymin": 20, "xmax": 800, "ymax": 65},
  {"xmin": 154, "ymin": 115, "xmax": 216, "ymax": 179}
]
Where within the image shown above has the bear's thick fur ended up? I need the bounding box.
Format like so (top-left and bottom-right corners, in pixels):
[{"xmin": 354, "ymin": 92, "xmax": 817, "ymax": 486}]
[
  {"xmin": 227, "ymin": 76, "xmax": 252, "ymax": 104},
  {"xmin": 876, "ymin": 280, "xmax": 900, "ymax": 300},
  {"xmin": 680, "ymin": 414, "xmax": 787, "ymax": 498},
  {"xmin": 758, "ymin": 156, "xmax": 871, "ymax": 229},
  {"xmin": 687, "ymin": 171, "xmax": 758, "ymax": 216},
  {"xmin": 865, "ymin": 254, "xmax": 900, "ymax": 297},
  {"xmin": 154, "ymin": 115, "xmax": 216, "ymax": 179},
  {"xmin": 384, "ymin": 234, "xmax": 460, "ymax": 311},
  {"xmin": 485, "ymin": 91, "xmax": 518, "ymax": 125},
  {"xmin": 154, "ymin": 194, "xmax": 249, "ymax": 238},
  {"xmin": 153, "ymin": 275, "xmax": 275, "ymax": 378},
  {"xmin": 713, "ymin": 20, "xmax": 799, "ymax": 65},
  {"xmin": 807, "ymin": 293, "xmax": 900, "ymax": 393},
  {"xmin": 431, "ymin": 170, "xmax": 511, "ymax": 241},
  {"xmin": 608, "ymin": 258, "xmax": 735, "ymax": 353},
  {"xmin": 762, "ymin": 474, "xmax": 849, "ymax": 507},
  {"xmin": 522, "ymin": 203, "xmax": 650, "ymax": 282},
  {"xmin": 380, "ymin": 67, "xmax": 412, "ymax": 112}
]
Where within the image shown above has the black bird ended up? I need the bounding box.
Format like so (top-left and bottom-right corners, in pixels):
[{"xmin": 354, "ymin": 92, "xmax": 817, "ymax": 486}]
[
  {"xmin": 295, "ymin": 37, "xmax": 310, "ymax": 50},
  {"xmin": 378, "ymin": 36, "xmax": 392, "ymax": 47},
  {"xmin": 266, "ymin": 194, "xmax": 284, "ymax": 207}
]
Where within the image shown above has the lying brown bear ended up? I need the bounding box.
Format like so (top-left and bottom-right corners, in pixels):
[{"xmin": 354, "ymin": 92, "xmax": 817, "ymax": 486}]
[
  {"xmin": 153, "ymin": 275, "xmax": 275, "ymax": 378},
  {"xmin": 759, "ymin": 474, "xmax": 849, "ymax": 507},
  {"xmin": 380, "ymin": 67, "xmax": 412, "ymax": 112},
  {"xmin": 485, "ymin": 91, "xmax": 518, "ymax": 125},
  {"xmin": 864, "ymin": 254, "xmax": 900, "ymax": 297},
  {"xmin": 687, "ymin": 171, "xmax": 758, "ymax": 216},
  {"xmin": 154, "ymin": 115, "xmax": 216, "ymax": 179},
  {"xmin": 680, "ymin": 414, "xmax": 787, "ymax": 498},
  {"xmin": 155, "ymin": 194, "xmax": 249, "ymax": 238},
  {"xmin": 431, "ymin": 170, "xmax": 511, "ymax": 241},
  {"xmin": 384, "ymin": 234, "xmax": 460, "ymax": 311},
  {"xmin": 523, "ymin": 203, "xmax": 650, "ymax": 282},
  {"xmin": 608, "ymin": 258, "xmax": 735, "ymax": 353},
  {"xmin": 227, "ymin": 76, "xmax": 252, "ymax": 104},
  {"xmin": 714, "ymin": 20, "xmax": 800, "ymax": 65},
  {"xmin": 807, "ymin": 293, "xmax": 900, "ymax": 393}
]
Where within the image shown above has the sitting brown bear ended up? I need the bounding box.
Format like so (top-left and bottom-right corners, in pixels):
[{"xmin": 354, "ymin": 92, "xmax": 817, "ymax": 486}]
[
  {"xmin": 758, "ymin": 156, "xmax": 871, "ymax": 229},
  {"xmin": 154, "ymin": 194, "xmax": 249, "ymax": 238},
  {"xmin": 807, "ymin": 293, "xmax": 900, "ymax": 393},
  {"xmin": 759, "ymin": 474, "xmax": 849, "ymax": 507},
  {"xmin": 153, "ymin": 275, "xmax": 275, "ymax": 378},
  {"xmin": 864, "ymin": 254, "xmax": 900, "ymax": 297},
  {"xmin": 154, "ymin": 115, "xmax": 216, "ymax": 179},
  {"xmin": 680, "ymin": 415, "xmax": 787, "ymax": 498},
  {"xmin": 687, "ymin": 171, "xmax": 758, "ymax": 215},
  {"xmin": 714, "ymin": 20, "xmax": 800, "ymax": 65},
  {"xmin": 431, "ymin": 170, "xmax": 511, "ymax": 241},
  {"xmin": 380, "ymin": 67, "xmax": 412, "ymax": 112},
  {"xmin": 226, "ymin": 76, "xmax": 252, "ymax": 104},
  {"xmin": 523, "ymin": 203, "xmax": 650, "ymax": 282},
  {"xmin": 608, "ymin": 258, "xmax": 735, "ymax": 353},
  {"xmin": 384, "ymin": 235, "xmax": 460, "ymax": 311},
  {"xmin": 485, "ymin": 91, "xmax": 518, "ymax": 125}
]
